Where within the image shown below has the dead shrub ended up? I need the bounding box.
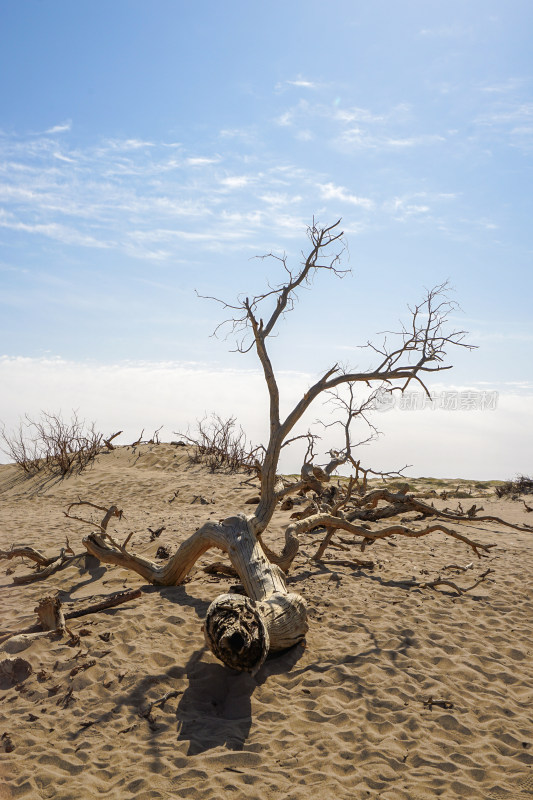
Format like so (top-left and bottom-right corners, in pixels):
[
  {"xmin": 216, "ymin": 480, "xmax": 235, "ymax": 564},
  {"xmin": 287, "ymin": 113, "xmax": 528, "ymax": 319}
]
[
  {"xmin": 0, "ymin": 411, "xmax": 104, "ymax": 477},
  {"xmin": 495, "ymin": 475, "xmax": 533, "ymax": 498},
  {"xmin": 175, "ymin": 414, "xmax": 261, "ymax": 473},
  {"xmin": 0, "ymin": 421, "xmax": 41, "ymax": 475}
]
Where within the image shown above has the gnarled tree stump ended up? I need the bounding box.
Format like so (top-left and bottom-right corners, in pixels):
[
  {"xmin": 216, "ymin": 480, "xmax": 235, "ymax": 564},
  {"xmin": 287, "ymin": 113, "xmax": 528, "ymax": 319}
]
[{"xmin": 83, "ymin": 514, "xmax": 307, "ymax": 674}]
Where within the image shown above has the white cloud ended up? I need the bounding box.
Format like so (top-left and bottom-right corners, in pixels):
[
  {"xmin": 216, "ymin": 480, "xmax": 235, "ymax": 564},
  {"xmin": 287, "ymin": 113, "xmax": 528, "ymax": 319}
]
[
  {"xmin": 295, "ymin": 130, "xmax": 314, "ymax": 141},
  {"xmin": 185, "ymin": 156, "xmax": 220, "ymax": 166},
  {"xmin": 385, "ymin": 134, "xmax": 446, "ymax": 147},
  {"xmin": 318, "ymin": 182, "xmax": 374, "ymax": 210},
  {"xmin": 276, "ymin": 111, "xmax": 294, "ymax": 127},
  {"xmin": 479, "ymin": 78, "xmax": 526, "ymax": 94},
  {"xmin": 334, "ymin": 106, "xmax": 388, "ymax": 124},
  {"xmin": 53, "ymin": 152, "xmax": 76, "ymax": 163},
  {"xmin": 382, "ymin": 191, "xmax": 457, "ymax": 221},
  {"xmin": 258, "ymin": 192, "xmax": 303, "ymax": 206},
  {"xmin": 386, "ymin": 197, "xmax": 430, "ymax": 216},
  {"xmin": 477, "ymin": 102, "xmax": 533, "ymax": 126},
  {"xmin": 44, "ymin": 121, "xmax": 72, "ymax": 134},
  {"xmin": 340, "ymin": 129, "xmax": 446, "ymax": 149},
  {"xmin": 470, "ymin": 331, "xmax": 533, "ymax": 343},
  {"xmin": 0, "ymin": 262, "xmax": 28, "ymax": 274},
  {"xmin": 0, "ymin": 209, "xmax": 111, "ymax": 248},
  {"xmin": 103, "ymin": 138, "xmax": 155, "ymax": 150},
  {"xmin": 218, "ymin": 128, "xmax": 256, "ymax": 143},
  {"xmin": 219, "ymin": 175, "xmax": 252, "ymax": 189},
  {"xmin": 474, "ymin": 102, "xmax": 533, "ymax": 150},
  {"xmin": 276, "ymin": 76, "xmax": 321, "ymax": 92},
  {"xmin": 0, "ymin": 122, "xmax": 461, "ymax": 268},
  {"xmin": 419, "ymin": 25, "xmax": 471, "ymax": 38}
]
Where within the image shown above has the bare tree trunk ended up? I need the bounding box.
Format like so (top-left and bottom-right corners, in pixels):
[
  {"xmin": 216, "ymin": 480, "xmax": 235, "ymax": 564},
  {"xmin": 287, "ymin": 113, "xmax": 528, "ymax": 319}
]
[{"xmin": 83, "ymin": 514, "xmax": 307, "ymax": 674}]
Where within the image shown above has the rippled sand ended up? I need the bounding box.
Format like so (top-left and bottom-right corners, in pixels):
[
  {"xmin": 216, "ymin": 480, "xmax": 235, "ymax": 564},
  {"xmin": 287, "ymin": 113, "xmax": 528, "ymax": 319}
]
[{"xmin": 1, "ymin": 444, "xmax": 532, "ymax": 799}]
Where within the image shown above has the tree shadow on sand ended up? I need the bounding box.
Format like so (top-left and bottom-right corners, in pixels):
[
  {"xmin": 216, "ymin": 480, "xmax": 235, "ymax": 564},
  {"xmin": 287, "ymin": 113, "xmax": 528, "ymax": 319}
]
[{"xmin": 176, "ymin": 641, "xmax": 306, "ymax": 755}]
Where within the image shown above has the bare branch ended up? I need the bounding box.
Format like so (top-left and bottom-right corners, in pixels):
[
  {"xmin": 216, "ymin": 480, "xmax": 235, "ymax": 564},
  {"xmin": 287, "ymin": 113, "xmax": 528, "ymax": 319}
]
[
  {"xmin": 103, "ymin": 431, "xmax": 122, "ymax": 450},
  {"xmin": 288, "ymin": 514, "xmax": 495, "ymax": 559},
  {"xmin": 419, "ymin": 568, "xmax": 494, "ymax": 596}
]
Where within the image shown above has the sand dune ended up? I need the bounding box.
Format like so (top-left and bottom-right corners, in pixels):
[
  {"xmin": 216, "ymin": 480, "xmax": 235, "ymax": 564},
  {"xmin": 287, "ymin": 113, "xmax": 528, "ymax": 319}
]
[{"xmin": 1, "ymin": 444, "xmax": 532, "ymax": 799}]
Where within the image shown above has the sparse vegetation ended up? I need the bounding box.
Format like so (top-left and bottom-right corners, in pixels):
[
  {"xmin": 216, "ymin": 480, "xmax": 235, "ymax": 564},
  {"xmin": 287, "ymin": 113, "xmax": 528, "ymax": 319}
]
[
  {"xmin": 175, "ymin": 414, "xmax": 261, "ymax": 473},
  {"xmin": 495, "ymin": 475, "xmax": 533, "ymax": 498},
  {"xmin": 0, "ymin": 420, "xmax": 41, "ymax": 475},
  {"xmin": 0, "ymin": 411, "xmax": 105, "ymax": 477}
]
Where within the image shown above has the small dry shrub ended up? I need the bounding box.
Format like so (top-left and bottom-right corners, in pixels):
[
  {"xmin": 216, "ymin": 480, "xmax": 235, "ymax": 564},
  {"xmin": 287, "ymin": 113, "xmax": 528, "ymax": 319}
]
[
  {"xmin": 0, "ymin": 421, "xmax": 41, "ymax": 475},
  {"xmin": 495, "ymin": 475, "xmax": 533, "ymax": 498},
  {"xmin": 176, "ymin": 414, "xmax": 261, "ymax": 473},
  {"xmin": 0, "ymin": 411, "xmax": 104, "ymax": 477}
]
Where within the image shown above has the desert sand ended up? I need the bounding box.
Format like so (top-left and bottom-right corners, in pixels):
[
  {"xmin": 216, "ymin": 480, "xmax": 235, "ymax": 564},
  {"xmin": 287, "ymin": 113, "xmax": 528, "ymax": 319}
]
[{"xmin": 1, "ymin": 443, "xmax": 532, "ymax": 799}]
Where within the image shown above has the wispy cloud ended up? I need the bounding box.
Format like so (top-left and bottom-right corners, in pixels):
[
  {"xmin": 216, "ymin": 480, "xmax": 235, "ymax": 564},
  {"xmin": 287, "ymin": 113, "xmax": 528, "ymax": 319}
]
[
  {"xmin": 219, "ymin": 175, "xmax": 253, "ymax": 190},
  {"xmin": 44, "ymin": 120, "xmax": 72, "ymax": 134},
  {"xmin": 419, "ymin": 25, "xmax": 472, "ymax": 38},
  {"xmin": 473, "ymin": 93, "xmax": 533, "ymax": 151},
  {"xmin": 185, "ymin": 156, "xmax": 221, "ymax": 166},
  {"xmin": 0, "ymin": 208, "xmax": 111, "ymax": 248},
  {"xmin": 477, "ymin": 102, "xmax": 533, "ymax": 126},
  {"xmin": 318, "ymin": 182, "xmax": 374, "ymax": 210},
  {"xmin": 382, "ymin": 191, "xmax": 457, "ymax": 223},
  {"xmin": 295, "ymin": 129, "xmax": 314, "ymax": 142},
  {"xmin": 274, "ymin": 98, "xmax": 446, "ymax": 153},
  {"xmin": 340, "ymin": 130, "xmax": 446, "ymax": 150},
  {"xmin": 276, "ymin": 76, "xmax": 321, "ymax": 92},
  {"xmin": 276, "ymin": 110, "xmax": 296, "ymax": 127},
  {"xmin": 334, "ymin": 106, "xmax": 398, "ymax": 125},
  {"xmin": 103, "ymin": 138, "xmax": 156, "ymax": 151},
  {"xmin": 0, "ymin": 111, "xmax": 471, "ymax": 270},
  {"xmin": 478, "ymin": 78, "xmax": 528, "ymax": 94}
]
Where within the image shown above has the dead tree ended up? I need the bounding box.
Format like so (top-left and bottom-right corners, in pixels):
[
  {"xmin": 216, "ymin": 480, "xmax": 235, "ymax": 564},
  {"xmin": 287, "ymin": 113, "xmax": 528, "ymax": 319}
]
[
  {"xmin": 4, "ymin": 220, "xmax": 498, "ymax": 673},
  {"xmin": 69, "ymin": 219, "xmax": 481, "ymax": 672}
]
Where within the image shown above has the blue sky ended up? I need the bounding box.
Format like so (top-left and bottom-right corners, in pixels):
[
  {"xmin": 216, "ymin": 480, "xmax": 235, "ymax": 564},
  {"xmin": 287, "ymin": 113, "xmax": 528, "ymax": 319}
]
[{"xmin": 0, "ymin": 0, "xmax": 532, "ymax": 478}]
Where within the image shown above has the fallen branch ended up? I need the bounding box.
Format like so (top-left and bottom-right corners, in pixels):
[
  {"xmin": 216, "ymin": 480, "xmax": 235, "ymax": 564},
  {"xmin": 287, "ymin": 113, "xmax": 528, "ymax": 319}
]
[
  {"xmin": 64, "ymin": 500, "xmax": 123, "ymax": 533},
  {"xmin": 283, "ymin": 513, "xmax": 495, "ymax": 567},
  {"xmin": 423, "ymin": 697, "xmax": 453, "ymax": 710},
  {"xmin": 347, "ymin": 489, "xmax": 533, "ymax": 532},
  {"xmin": 319, "ymin": 557, "xmax": 375, "ymax": 570},
  {"xmin": 420, "ymin": 568, "xmax": 494, "ymax": 596},
  {"xmin": 132, "ymin": 430, "xmax": 144, "ymax": 446},
  {"xmin": 0, "ymin": 546, "xmax": 54, "ymax": 567},
  {"xmin": 312, "ymin": 527, "xmax": 339, "ymax": 561},
  {"xmin": 0, "ymin": 541, "xmax": 83, "ymax": 586},
  {"xmin": 103, "ymin": 431, "xmax": 122, "ymax": 450},
  {"xmin": 141, "ymin": 689, "xmax": 182, "ymax": 718},
  {"xmin": 0, "ymin": 590, "xmax": 141, "ymax": 645},
  {"xmin": 64, "ymin": 588, "xmax": 142, "ymax": 620},
  {"xmin": 69, "ymin": 660, "xmax": 96, "ymax": 678}
]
